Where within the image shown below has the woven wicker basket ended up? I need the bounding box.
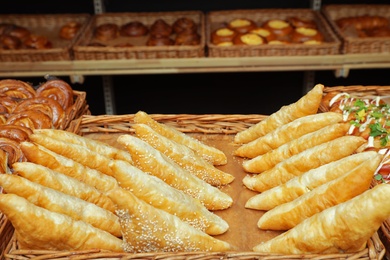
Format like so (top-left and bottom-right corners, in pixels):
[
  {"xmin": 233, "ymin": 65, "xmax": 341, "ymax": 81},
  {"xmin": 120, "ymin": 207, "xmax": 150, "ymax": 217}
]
[
  {"xmin": 0, "ymin": 14, "xmax": 91, "ymax": 62},
  {"xmin": 3, "ymin": 113, "xmax": 386, "ymax": 260},
  {"xmin": 206, "ymin": 8, "xmax": 341, "ymax": 57},
  {"xmin": 321, "ymin": 4, "xmax": 390, "ymax": 54},
  {"xmin": 73, "ymin": 11, "xmax": 205, "ymax": 60}
]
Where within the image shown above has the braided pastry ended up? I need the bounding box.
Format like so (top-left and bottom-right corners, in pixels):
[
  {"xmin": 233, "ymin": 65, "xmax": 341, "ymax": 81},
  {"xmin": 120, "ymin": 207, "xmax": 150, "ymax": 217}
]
[
  {"xmin": 12, "ymin": 97, "xmax": 65, "ymax": 129},
  {"xmin": 36, "ymin": 79, "xmax": 74, "ymax": 111},
  {"xmin": 0, "ymin": 95, "xmax": 18, "ymax": 116},
  {"xmin": 0, "ymin": 124, "xmax": 32, "ymax": 142},
  {"xmin": 0, "ymin": 79, "xmax": 36, "ymax": 100},
  {"xmin": 6, "ymin": 110, "xmax": 53, "ymax": 130}
]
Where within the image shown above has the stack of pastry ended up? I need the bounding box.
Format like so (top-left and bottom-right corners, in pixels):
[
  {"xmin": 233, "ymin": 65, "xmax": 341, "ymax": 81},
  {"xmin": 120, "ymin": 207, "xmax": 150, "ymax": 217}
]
[
  {"xmin": 233, "ymin": 83, "xmax": 390, "ymax": 254},
  {"xmin": 0, "ymin": 77, "xmax": 75, "ymax": 170}
]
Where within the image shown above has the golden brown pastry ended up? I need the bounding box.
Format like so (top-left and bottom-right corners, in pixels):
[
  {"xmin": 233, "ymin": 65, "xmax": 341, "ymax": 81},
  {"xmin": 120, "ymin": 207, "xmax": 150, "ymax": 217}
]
[
  {"xmin": 120, "ymin": 21, "xmax": 149, "ymax": 37},
  {"xmin": 0, "ymin": 23, "xmax": 15, "ymax": 36},
  {"xmin": 249, "ymin": 27, "xmax": 276, "ymax": 43},
  {"xmin": 0, "ymin": 79, "xmax": 36, "ymax": 100},
  {"xmin": 0, "ymin": 124, "xmax": 32, "ymax": 142},
  {"xmin": 24, "ymin": 34, "xmax": 52, "ymax": 49},
  {"xmin": 0, "ymin": 173, "xmax": 122, "ymax": 237},
  {"xmin": 0, "ymin": 193, "xmax": 124, "ymax": 252},
  {"xmin": 36, "ymin": 79, "xmax": 74, "ymax": 111},
  {"xmin": 233, "ymin": 33, "xmax": 264, "ymax": 45},
  {"xmin": 234, "ymin": 84, "xmax": 324, "ymax": 144},
  {"xmin": 20, "ymin": 141, "xmax": 119, "ymax": 193},
  {"xmin": 94, "ymin": 23, "xmax": 119, "ymax": 41},
  {"xmin": 253, "ymin": 183, "xmax": 390, "ymax": 254},
  {"xmin": 287, "ymin": 16, "xmax": 317, "ymax": 29},
  {"xmin": 262, "ymin": 19, "xmax": 293, "ymax": 40},
  {"xmin": 33, "ymin": 128, "xmax": 133, "ymax": 164},
  {"xmin": 13, "ymin": 161, "xmax": 117, "ymax": 213},
  {"xmin": 150, "ymin": 19, "xmax": 173, "ymax": 37},
  {"xmin": 0, "ymin": 34, "xmax": 22, "ymax": 49},
  {"xmin": 227, "ymin": 18, "xmax": 257, "ymax": 34},
  {"xmin": 59, "ymin": 21, "xmax": 82, "ymax": 40},
  {"xmin": 257, "ymin": 154, "xmax": 381, "ymax": 230},
  {"xmin": 5, "ymin": 109, "xmax": 53, "ymax": 130},
  {"xmin": 107, "ymin": 187, "xmax": 233, "ymax": 253},
  {"xmin": 0, "ymin": 95, "xmax": 18, "ymax": 116},
  {"xmin": 0, "ymin": 137, "xmax": 26, "ymax": 167},
  {"xmin": 291, "ymin": 27, "xmax": 324, "ymax": 44},
  {"xmin": 133, "ymin": 123, "xmax": 234, "ymax": 186},
  {"xmin": 109, "ymin": 159, "xmax": 229, "ymax": 235},
  {"xmin": 134, "ymin": 111, "xmax": 227, "ymax": 165},
  {"xmin": 8, "ymin": 25, "xmax": 30, "ymax": 41},
  {"xmin": 172, "ymin": 17, "xmax": 197, "ymax": 35},
  {"xmin": 12, "ymin": 97, "xmax": 65, "ymax": 129},
  {"xmin": 0, "ymin": 148, "xmax": 8, "ymax": 174},
  {"xmin": 245, "ymin": 151, "xmax": 379, "ymax": 211},
  {"xmin": 235, "ymin": 112, "xmax": 343, "ymax": 159},
  {"xmin": 211, "ymin": 27, "xmax": 237, "ymax": 45},
  {"xmin": 175, "ymin": 31, "xmax": 201, "ymax": 45},
  {"xmin": 117, "ymin": 134, "xmax": 233, "ymax": 211},
  {"xmin": 146, "ymin": 35, "xmax": 174, "ymax": 46},
  {"xmin": 242, "ymin": 122, "xmax": 350, "ymax": 173},
  {"xmin": 336, "ymin": 15, "xmax": 389, "ymax": 31},
  {"xmin": 242, "ymin": 135, "xmax": 366, "ymax": 192}
]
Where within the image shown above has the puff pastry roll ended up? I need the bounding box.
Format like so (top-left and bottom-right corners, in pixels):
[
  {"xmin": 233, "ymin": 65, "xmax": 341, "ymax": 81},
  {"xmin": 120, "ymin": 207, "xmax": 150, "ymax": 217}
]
[
  {"xmin": 234, "ymin": 84, "xmax": 324, "ymax": 144},
  {"xmin": 0, "ymin": 173, "xmax": 122, "ymax": 237},
  {"xmin": 0, "ymin": 194, "xmax": 124, "ymax": 252},
  {"xmin": 33, "ymin": 128, "xmax": 133, "ymax": 164},
  {"xmin": 253, "ymin": 183, "xmax": 390, "ymax": 254},
  {"xmin": 235, "ymin": 112, "xmax": 343, "ymax": 159},
  {"xmin": 117, "ymin": 134, "xmax": 233, "ymax": 210},
  {"xmin": 12, "ymin": 161, "xmax": 117, "ymax": 213},
  {"xmin": 243, "ymin": 136, "xmax": 366, "ymax": 192},
  {"xmin": 106, "ymin": 187, "xmax": 233, "ymax": 253},
  {"xmin": 243, "ymin": 122, "xmax": 350, "ymax": 173},
  {"xmin": 257, "ymin": 154, "xmax": 381, "ymax": 230},
  {"xmin": 245, "ymin": 151, "xmax": 379, "ymax": 210},
  {"xmin": 133, "ymin": 123, "xmax": 234, "ymax": 186},
  {"xmin": 20, "ymin": 141, "xmax": 119, "ymax": 193},
  {"xmin": 110, "ymin": 159, "xmax": 229, "ymax": 235},
  {"xmin": 134, "ymin": 111, "xmax": 227, "ymax": 165}
]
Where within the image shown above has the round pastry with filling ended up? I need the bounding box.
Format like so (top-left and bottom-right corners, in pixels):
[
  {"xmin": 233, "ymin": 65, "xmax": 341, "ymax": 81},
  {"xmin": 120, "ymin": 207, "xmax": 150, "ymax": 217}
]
[
  {"xmin": 24, "ymin": 34, "xmax": 52, "ymax": 49},
  {"xmin": 172, "ymin": 17, "xmax": 197, "ymax": 34},
  {"xmin": 287, "ymin": 17, "xmax": 317, "ymax": 29},
  {"xmin": 233, "ymin": 33, "xmax": 264, "ymax": 46},
  {"xmin": 262, "ymin": 19, "xmax": 293, "ymax": 39},
  {"xmin": 211, "ymin": 27, "xmax": 237, "ymax": 45},
  {"xmin": 150, "ymin": 19, "xmax": 172, "ymax": 37},
  {"xmin": 291, "ymin": 27, "xmax": 324, "ymax": 43},
  {"xmin": 94, "ymin": 23, "xmax": 119, "ymax": 41},
  {"xmin": 60, "ymin": 21, "xmax": 82, "ymax": 40},
  {"xmin": 250, "ymin": 27, "xmax": 276, "ymax": 43},
  {"xmin": 120, "ymin": 21, "xmax": 148, "ymax": 37},
  {"xmin": 227, "ymin": 18, "xmax": 257, "ymax": 34}
]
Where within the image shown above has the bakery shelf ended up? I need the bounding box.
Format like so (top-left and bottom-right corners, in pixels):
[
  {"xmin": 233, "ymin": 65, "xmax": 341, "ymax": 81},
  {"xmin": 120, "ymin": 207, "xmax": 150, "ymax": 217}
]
[{"xmin": 0, "ymin": 53, "xmax": 390, "ymax": 79}]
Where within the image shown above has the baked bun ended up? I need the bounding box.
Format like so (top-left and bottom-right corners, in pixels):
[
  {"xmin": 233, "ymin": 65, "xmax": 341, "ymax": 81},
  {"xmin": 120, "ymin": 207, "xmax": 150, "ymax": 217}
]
[
  {"xmin": 6, "ymin": 110, "xmax": 54, "ymax": 130},
  {"xmin": 0, "ymin": 35, "xmax": 22, "ymax": 50},
  {"xmin": 227, "ymin": 18, "xmax": 257, "ymax": 34},
  {"xmin": 211, "ymin": 28, "xmax": 237, "ymax": 45},
  {"xmin": 94, "ymin": 23, "xmax": 119, "ymax": 41},
  {"xmin": 150, "ymin": 19, "xmax": 173, "ymax": 37},
  {"xmin": 8, "ymin": 25, "xmax": 30, "ymax": 41},
  {"xmin": 0, "ymin": 95, "xmax": 18, "ymax": 116},
  {"xmin": 263, "ymin": 19, "xmax": 293, "ymax": 39},
  {"xmin": 336, "ymin": 15, "xmax": 389, "ymax": 31},
  {"xmin": 0, "ymin": 79, "xmax": 36, "ymax": 100},
  {"xmin": 36, "ymin": 79, "xmax": 74, "ymax": 111},
  {"xmin": 233, "ymin": 33, "xmax": 264, "ymax": 45},
  {"xmin": 146, "ymin": 35, "xmax": 174, "ymax": 46},
  {"xmin": 250, "ymin": 27, "xmax": 276, "ymax": 43},
  {"xmin": 0, "ymin": 23, "xmax": 14, "ymax": 36},
  {"xmin": 172, "ymin": 17, "xmax": 197, "ymax": 34},
  {"xmin": 291, "ymin": 27, "xmax": 324, "ymax": 43},
  {"xmin": 24, "ymin": 34, "xmax": 52, "ymax": 49},
  {"xmin": 120, "ymin": 21, "xmax": 148, "ymax": 37},
  {"xmin": 175, "ymin": 32, "xmax": 200, "ymax": 46},
  {"xmin": 287, "ymin": 17, "xmax": 317, "ymax": 29},
  {"xmin": 59, "ymin": 21, "xmax": 82, "ymax": 40}
]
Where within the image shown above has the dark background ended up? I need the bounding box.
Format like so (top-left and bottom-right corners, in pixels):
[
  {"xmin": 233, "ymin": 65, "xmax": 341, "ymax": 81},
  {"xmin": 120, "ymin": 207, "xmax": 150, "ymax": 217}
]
[{"xmin": 1, "ymin": 0, "xmax": 389, "ymax": 115}]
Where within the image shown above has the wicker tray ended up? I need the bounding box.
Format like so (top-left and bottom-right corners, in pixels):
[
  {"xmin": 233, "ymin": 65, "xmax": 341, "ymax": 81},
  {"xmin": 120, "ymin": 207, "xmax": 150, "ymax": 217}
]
[
  {"xmin": 321, "ymin": 5, "xmax": 390, "ymax": 54},
  {"xmin": 73, "ymin": 11, "xmax": 205, "ymax": 60},
  {"xmin": 206, "ymin": 8, "xmax": 341, "ymax": 57},
  {"xmin": 3, "ymin": 113, "xmax": 386, "ymax": 260},
  {"xmin": 0, "ymin": 14, "xmax": 91, "ymax": 62}
]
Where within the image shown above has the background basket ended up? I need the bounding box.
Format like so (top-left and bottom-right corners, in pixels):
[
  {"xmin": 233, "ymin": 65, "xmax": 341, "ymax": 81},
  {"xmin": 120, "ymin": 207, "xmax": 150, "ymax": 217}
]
[
  {"xmin": 206, "ymin": 8, "xmax": 341, "ymax": 57},
  {"xmin": 321, "ymin": 5, "xmax": 390, "ymax": 54},
  {"xmin": 73, "ymin": 11, "xmax": 205, "ymax": 60},
  {"xmin": 0, "ymin": 14, "xmax": 91, "ymax": 62}
]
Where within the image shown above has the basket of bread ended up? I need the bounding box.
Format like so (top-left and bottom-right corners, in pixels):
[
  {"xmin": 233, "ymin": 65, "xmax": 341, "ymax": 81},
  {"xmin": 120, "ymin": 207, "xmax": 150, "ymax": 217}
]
[
  {"xmin": 321, "ymin": 4, "xmax": 390, "ymax": 54},
  {"xmin": 206, "ymin": 8, "xmax": 341, "ymax": 57},
  {"xmin": 72, "ymin": 11, "xmax": 205, "ymax": 60},
  {"xmin": 0, "ymin": 14, "xmax": 90, "ymax": 62},
  {"xmin": 1, "ymin": 82, "xmax": 390, "ymax": 259}
]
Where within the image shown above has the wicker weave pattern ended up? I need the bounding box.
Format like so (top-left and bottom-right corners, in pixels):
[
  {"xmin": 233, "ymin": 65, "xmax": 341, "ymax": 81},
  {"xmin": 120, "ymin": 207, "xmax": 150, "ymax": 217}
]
[
  {"xmin": 206, "ymin": 8, "xmax": 341, "ymax": 57},
  {"xmin": 321, "ymin": 4, "xmax": 390, "ymax": 54},
  {"xmin": 0, "ymin": 14, "xmax": 91, "ymax": 62}
]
